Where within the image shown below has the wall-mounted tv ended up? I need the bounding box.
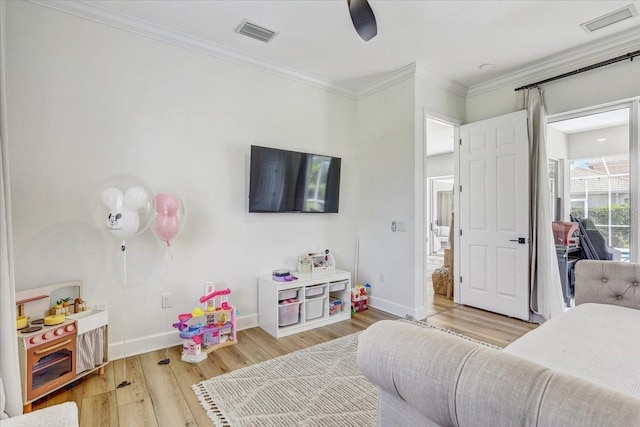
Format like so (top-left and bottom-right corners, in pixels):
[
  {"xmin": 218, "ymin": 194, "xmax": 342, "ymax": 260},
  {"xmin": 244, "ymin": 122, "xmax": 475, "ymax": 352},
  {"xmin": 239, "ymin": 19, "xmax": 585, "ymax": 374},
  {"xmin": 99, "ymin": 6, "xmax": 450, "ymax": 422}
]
[{"xmin": 249, "ymin": 145, "xmax": 341, "ymax": 213}]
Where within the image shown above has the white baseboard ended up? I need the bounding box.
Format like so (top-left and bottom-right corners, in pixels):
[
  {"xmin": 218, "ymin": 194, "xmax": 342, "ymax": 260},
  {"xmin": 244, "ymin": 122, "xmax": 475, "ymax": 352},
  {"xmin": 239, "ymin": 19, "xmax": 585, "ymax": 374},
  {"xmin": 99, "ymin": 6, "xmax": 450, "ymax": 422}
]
[
  {"xmin": 108, "ymin": 313, "xmax": 258, "ymax": 360},
  {"xmin": 368, "ymin": 296, "xmax": 427, "ymax": 320}
]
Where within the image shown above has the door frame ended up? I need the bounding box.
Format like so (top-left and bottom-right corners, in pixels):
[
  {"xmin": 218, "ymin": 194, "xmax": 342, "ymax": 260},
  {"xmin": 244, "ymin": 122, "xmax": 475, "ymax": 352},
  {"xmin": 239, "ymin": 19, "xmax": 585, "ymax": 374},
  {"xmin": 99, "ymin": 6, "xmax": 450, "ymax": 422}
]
[{"xmin": 423, "ymin": 111, "xmax": 461, "ymax": 307}]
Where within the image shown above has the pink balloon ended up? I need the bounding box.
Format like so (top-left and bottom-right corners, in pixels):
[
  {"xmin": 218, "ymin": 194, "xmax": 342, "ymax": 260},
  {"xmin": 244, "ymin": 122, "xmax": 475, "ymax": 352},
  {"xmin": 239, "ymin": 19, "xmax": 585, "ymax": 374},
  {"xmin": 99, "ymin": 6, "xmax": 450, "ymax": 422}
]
[
  {"xmin": 154, "ymin": 193, "xmax": 185, "ymax": 246},
  {"xmin": 157, "ymin": 194, "xmax": 179, "ymax": 215}
]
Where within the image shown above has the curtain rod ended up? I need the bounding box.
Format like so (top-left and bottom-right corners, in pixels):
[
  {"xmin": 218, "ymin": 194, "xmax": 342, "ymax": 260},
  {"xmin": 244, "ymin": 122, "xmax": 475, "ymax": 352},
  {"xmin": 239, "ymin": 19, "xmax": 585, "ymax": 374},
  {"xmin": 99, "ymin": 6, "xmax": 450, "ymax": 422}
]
[{"xmin": 514, "ymin": 49, "xmax": 640, "ymax": 92}]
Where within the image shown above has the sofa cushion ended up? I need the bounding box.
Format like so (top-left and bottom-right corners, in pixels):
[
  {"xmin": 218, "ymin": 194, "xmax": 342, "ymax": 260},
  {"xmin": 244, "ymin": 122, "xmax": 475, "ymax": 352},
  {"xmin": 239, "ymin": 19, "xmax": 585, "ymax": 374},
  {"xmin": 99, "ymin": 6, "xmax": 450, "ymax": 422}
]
[{"xmin": 504, "ymin": 303, "xmax": 640, "ymax": 398}]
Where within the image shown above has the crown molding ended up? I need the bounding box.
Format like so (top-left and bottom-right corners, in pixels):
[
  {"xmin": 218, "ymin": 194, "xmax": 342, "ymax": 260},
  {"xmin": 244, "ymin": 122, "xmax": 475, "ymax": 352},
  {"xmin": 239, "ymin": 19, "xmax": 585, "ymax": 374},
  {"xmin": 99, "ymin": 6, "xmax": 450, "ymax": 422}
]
[
  {"xmin": 356, "ymin": 63, "xmax": 468, "ymax": 99},
  {"xmin": 356, "ymin": 63, "xmax": 417, "ymax": 99},
  {"xmin": 28, "ymin": 0, "xmax": 359, "ymax": 99},
  {"xmin": 467, "ymin": 26, "xmax": 640, "ymax": 97},
  {"xmin": 415, "ymin": 66, "xmax": 468, "ymax": 98}
]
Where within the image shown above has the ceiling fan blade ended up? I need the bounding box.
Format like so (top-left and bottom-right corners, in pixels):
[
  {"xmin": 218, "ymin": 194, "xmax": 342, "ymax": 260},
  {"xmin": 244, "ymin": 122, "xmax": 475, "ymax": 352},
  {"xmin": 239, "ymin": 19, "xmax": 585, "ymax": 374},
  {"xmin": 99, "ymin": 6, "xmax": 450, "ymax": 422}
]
[{"xmin": 347, "ymin": 0, "xmax": 377, "ymax": 41}]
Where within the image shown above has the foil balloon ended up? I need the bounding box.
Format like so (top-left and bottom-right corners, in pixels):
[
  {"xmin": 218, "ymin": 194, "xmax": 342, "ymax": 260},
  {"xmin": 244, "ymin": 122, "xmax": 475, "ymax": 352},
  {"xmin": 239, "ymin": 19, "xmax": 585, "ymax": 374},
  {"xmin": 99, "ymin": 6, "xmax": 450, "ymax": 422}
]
[{"xmin": 153, "ymin": 192, "xmax": 186, "ymax": 246}]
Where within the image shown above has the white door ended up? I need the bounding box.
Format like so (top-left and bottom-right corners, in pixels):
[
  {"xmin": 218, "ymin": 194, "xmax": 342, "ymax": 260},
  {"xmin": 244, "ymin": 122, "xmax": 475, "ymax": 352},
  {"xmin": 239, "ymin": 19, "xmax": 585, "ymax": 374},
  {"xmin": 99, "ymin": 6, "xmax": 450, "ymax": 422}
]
[{"xmin": 459, "ymin": 110, "xmax": 530, "ymax": 320}]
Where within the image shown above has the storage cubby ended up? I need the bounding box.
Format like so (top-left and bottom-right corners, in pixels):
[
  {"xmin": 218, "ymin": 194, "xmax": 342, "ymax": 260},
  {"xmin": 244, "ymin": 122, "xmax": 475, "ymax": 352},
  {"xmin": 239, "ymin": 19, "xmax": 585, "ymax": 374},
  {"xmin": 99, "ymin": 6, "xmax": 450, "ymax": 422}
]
[{"xmin": 258, "ymin": 270, "xmax": 351, "ymax": 338}]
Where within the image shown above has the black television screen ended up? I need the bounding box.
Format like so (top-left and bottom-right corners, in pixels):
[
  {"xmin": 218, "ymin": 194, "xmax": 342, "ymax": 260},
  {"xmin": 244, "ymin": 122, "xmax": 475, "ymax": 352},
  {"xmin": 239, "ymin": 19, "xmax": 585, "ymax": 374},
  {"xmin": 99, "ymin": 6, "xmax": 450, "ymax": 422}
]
[{"xmin": 249, "ymin": 145, "xmax": 341, "ymax": 213}]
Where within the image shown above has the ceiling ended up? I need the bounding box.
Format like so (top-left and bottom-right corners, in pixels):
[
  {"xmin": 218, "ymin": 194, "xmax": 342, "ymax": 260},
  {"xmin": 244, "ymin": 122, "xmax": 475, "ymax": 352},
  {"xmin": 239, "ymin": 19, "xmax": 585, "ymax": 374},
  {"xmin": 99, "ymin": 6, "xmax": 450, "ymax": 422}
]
[{"xmin": 40, "ymin": 0, "xmax": 640, "ymax": 95}]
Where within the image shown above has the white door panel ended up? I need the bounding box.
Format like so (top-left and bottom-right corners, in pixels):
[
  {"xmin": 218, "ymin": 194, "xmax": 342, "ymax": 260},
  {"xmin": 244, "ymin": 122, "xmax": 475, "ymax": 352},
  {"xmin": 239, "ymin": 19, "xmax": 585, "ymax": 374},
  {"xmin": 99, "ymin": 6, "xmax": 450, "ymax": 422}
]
[{"xmin": 460, "ymin": 110, "xmax": 530, "ymax": 320}]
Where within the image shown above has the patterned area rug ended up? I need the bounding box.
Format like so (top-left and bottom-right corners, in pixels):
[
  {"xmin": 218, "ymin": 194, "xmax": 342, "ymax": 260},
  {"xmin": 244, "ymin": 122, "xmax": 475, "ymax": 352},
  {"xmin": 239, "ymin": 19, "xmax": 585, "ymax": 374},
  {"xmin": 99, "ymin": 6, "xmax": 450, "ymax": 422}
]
[
  {"xmin": 192, "ymin": 319, "xmax": 502, "ymax": 426},
  {"xmin": 192, "ymin": 332, "xmax": 374, "ymax": 427}
]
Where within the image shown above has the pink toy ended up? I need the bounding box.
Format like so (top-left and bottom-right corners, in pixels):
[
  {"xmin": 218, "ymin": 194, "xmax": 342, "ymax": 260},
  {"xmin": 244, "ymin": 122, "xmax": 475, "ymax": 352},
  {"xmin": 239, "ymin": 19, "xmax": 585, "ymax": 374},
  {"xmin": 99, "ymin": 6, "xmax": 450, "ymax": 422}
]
[
  {"xmin": 199, "ymin": 288, "xmax": 231, "ymax": 304},
  {"xmin": 173, "ymin": 286, "xmax": 237, "ymax": 363}
]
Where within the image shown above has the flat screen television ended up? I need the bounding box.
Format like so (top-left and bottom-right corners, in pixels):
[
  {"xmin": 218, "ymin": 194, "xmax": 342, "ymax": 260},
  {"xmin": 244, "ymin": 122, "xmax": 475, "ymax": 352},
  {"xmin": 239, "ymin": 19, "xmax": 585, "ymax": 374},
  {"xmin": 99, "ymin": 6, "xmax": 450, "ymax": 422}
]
[{"xmin": 249, "ymin": 145, "xmax": 341, "ymax": 213}]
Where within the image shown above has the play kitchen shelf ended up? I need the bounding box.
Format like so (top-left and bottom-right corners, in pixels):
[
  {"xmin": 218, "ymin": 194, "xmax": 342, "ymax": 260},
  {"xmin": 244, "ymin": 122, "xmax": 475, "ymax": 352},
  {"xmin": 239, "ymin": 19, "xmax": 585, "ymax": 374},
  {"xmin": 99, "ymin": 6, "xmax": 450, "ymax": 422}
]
[
  {"xmin": 15, "ymin": 280, "xmax": 109, "ymax": 413},
  {"xmin": 258, "ymin": 269, "xmax": 351, "ymax": 338}
]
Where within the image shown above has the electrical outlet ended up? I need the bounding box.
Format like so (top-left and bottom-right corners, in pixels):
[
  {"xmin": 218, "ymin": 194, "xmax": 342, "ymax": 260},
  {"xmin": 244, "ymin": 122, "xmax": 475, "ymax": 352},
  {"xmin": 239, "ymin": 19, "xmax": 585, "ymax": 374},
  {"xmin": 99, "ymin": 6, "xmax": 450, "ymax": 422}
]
[
  {"xmin": 162, "ymin": 293, "xmax": 172, "ymax": 309},
  {"xmin": 95, "ymin": 303, "xmax": 107, "ymax": 310},
  {"xmin": 379, "ymin": 272, "xmax": 385, "ymax": 283}
]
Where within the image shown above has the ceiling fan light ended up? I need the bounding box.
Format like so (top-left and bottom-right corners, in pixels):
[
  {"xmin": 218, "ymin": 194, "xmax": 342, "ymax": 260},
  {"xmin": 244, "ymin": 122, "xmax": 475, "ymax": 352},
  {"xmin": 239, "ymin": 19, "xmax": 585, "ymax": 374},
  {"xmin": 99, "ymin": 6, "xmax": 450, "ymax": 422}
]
[{"xmin": 347, "ymin": 0, "xmax": 377, "ymax": 41}]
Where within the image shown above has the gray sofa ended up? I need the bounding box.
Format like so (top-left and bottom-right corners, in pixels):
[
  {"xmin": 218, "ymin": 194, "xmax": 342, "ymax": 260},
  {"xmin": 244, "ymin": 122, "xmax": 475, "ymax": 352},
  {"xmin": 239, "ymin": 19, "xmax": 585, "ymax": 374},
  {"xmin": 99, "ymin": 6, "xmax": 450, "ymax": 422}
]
[{"xmin": 357, "ymin": 260, "xmax": 640, "ymax": 426}]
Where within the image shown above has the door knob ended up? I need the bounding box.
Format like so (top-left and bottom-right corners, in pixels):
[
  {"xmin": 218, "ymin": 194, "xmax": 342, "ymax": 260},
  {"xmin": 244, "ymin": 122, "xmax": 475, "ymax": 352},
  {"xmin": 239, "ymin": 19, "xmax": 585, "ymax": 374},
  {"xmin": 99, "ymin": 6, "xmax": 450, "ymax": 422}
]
[{"xmin": 509, "ymin": 237, "xmax": 526, "ymax": 244}]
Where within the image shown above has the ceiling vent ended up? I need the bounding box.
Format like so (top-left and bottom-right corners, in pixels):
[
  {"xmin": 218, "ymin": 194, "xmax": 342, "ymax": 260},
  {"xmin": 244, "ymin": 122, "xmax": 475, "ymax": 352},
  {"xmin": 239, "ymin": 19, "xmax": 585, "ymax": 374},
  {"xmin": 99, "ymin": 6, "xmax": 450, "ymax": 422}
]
[
  {"xmin": 580, "ymin": 4, "xmax": 638, "ymax": 33},
  {"xmin": 235, "ymin": 19, "xmax": 278, "ymax": 43}
]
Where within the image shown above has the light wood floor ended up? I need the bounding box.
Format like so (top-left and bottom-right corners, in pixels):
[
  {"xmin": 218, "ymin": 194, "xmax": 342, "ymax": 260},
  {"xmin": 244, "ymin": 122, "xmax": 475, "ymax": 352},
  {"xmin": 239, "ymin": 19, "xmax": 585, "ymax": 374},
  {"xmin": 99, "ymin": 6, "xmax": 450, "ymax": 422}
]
[{"xmin": 33, "ymin": 295, "xmax": 537, "ymax": 426}]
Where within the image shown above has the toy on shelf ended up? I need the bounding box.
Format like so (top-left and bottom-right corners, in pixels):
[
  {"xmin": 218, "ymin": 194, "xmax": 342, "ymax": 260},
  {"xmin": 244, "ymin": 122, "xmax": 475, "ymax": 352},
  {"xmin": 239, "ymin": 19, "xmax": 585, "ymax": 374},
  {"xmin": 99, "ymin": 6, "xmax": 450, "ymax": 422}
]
[
  {"xmin": 298, "ymin": 249, "xmax": 336, "ymax": 273},
  {"xmin": 351, "ymin": 283, "xmax": 371, "ymax": 314},
  {"xmin": 172, "ymin": 286, "xmax": 237, "ymax": 363}
]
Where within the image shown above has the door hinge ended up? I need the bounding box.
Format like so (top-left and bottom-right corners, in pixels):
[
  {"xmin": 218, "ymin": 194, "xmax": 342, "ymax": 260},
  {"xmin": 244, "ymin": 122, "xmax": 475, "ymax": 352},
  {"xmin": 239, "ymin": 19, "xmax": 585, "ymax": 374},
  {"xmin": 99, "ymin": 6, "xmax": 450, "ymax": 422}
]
[
  {"xmin": 459, "ymin": 185, "xmax": 462, "ymax": 192},
  {"xmin": 460, "ymin": 276, "xmax": 463, "ymax": 283},
  {"xmin": 459, "ymin": 138, "xmax": 462, "ymax": 146},
  {"xmin": 459, "ymin": 229, "xmax": 463, "ymax": 236}
]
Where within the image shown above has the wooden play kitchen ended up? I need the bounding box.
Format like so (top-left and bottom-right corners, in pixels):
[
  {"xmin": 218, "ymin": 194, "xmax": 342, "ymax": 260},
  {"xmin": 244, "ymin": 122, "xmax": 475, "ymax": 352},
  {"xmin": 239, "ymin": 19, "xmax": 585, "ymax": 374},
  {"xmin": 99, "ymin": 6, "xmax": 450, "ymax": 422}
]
[{"xmin": 15, "ymin": 280, "xmax": 109, "ymax": 412}]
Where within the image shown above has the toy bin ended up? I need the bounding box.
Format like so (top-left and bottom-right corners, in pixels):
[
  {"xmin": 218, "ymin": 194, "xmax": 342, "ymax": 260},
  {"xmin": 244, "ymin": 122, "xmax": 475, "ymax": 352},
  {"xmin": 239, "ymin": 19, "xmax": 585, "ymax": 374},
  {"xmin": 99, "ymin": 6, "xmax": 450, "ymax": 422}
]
[
  {"xmin": 306, "ymin": 284, "xmax": 326, "ymax": 298},
  {"xmin": 329, "ymin": 298, "xmax": 343, "ymax": 315},
  {"xmin": 329, "ymin": 280, "xmax": 348, "ymax": 292},
  {"xmin": 278, "ymin": 288, "xmax": 300, "ymax": 301},
  {"xmin": 305, "ymin": 296, "xmax": 326, "ymax": 320},
  {"xmin": 278, "ymin": 299, "xmax": 301, "ymax": 327}
]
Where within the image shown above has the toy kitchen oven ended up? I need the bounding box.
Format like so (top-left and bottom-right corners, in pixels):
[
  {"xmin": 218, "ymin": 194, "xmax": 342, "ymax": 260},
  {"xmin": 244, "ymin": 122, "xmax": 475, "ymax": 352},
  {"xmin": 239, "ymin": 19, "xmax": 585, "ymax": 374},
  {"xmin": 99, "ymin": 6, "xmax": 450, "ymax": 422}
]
[{"xmin": 16, "ymin": 280, "xmax": 109, "ymax": 412}]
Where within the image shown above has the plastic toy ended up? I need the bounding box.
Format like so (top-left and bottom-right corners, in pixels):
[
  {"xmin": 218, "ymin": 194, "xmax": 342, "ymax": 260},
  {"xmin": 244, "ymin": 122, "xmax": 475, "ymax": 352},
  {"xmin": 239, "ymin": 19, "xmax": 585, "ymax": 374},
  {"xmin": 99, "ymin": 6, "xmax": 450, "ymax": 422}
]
[
  {"xmin": 172, "ymin": 286, "xmax": 237, "ymax": 363},
  {"xmin": 351, "ymin": 283, "xmax": 371, "ymax": 314}
]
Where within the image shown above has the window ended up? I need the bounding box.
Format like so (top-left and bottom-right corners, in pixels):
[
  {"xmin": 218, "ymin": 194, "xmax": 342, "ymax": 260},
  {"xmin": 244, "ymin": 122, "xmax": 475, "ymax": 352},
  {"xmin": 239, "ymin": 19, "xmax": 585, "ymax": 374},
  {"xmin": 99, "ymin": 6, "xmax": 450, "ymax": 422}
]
[{"xmin": 548, "ymin": 103, "xmax": 638, "ymax": 262}]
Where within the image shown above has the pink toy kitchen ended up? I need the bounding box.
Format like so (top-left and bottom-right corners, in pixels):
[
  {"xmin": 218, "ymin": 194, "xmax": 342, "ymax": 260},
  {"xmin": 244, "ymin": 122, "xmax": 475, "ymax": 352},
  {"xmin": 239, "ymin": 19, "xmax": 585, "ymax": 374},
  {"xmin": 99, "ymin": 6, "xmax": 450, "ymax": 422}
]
[{"xmin": 15, "ymin": 280, "xmax": 109, "ymax": 413}]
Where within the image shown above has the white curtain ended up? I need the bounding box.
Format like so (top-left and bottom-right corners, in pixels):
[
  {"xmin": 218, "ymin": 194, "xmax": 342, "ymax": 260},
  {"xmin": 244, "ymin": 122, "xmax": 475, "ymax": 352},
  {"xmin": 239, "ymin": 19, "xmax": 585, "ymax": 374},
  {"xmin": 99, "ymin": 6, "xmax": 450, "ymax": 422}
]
[
  {"xmin": 0, "ymin": 0, "xmax": 23, "ymax": 417},
  {"xmin": 525, "ymin": 88, "xmax": 566, "ymax": 322}
]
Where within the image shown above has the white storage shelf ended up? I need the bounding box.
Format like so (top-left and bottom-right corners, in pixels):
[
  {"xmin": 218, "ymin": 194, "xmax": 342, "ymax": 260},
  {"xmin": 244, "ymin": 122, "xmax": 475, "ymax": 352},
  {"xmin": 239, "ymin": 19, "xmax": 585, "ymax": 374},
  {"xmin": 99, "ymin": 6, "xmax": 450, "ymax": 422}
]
[{"xmin": 259, "ymin": 269, "xmax": 351, "ymax": 338}]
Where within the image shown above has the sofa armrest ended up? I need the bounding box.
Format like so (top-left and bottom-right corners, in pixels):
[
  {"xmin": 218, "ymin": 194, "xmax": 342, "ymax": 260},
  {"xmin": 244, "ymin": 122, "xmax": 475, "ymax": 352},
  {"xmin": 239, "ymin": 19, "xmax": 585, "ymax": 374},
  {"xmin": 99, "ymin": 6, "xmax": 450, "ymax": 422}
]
[
  {"xmin": 358, "ymin": 320, "xmax": 640, "ymax": 427},
  {"xmin": 574, "ymin": 260, "xmax": 640, "ymax": 309},
  {"xmin": 1, "ymin": 402, "xmax": 78, "ymax": 427},
  {"xmin": 357, "ymin": 320, "xmax": 481, "ymax": 426}
]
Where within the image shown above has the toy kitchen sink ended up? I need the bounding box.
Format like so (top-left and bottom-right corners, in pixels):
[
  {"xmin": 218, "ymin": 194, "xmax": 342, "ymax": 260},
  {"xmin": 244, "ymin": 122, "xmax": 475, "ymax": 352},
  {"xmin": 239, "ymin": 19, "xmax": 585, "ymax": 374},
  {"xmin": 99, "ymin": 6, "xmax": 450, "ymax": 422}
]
[{"xmin": 68, "ymin": 307, "xmax": 108, "ymax": 334}]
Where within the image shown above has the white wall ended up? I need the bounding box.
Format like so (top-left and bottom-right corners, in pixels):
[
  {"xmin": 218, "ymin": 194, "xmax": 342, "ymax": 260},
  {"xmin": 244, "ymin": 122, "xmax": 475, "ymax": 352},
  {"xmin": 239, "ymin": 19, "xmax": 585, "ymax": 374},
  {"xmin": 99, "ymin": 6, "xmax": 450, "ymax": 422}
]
[
  {"xmin": 356, "ymin": 79, "xmax": 416, "ymax": 315},
  {"xmin": 6, "ymin": 2, "xmax": 358, "ymax": 357},
  {"xmin": 355, "ymin": 71, "xmax": 465, "ymax": 318},
  {"xmin": 466, "ymin": 45, "xmax": 640, "ymax": 122}
]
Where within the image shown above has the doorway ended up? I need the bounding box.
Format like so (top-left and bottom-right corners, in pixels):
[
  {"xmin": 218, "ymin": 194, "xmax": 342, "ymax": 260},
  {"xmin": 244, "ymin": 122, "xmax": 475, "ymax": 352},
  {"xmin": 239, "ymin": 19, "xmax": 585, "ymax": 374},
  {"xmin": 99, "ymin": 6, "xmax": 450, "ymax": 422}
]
[{"xmin": 425, "ymin": 116, "xmax": 456, "ymax": 310}]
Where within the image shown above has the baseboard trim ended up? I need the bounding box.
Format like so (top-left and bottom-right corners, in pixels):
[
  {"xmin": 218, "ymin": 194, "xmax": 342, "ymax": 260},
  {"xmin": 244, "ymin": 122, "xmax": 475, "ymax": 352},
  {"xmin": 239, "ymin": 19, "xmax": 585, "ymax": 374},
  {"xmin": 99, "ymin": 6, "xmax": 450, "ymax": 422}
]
[
  {"xmin": 368, "ymin": 296, "xmax": 426, "ymax": 319},
  {"xmin": 108, "ymin": 313, "xmax": 258, "ymax": 360}
]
